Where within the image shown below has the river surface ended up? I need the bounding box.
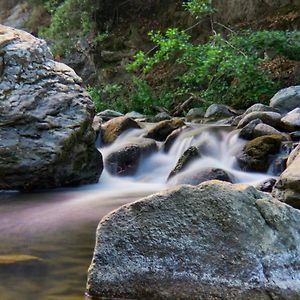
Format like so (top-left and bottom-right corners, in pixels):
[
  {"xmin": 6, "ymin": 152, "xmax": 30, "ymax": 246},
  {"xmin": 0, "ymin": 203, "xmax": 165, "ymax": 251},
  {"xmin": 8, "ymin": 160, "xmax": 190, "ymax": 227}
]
[{"xmin": 0, "ymin": 124, "xmax": 271, "ymax": 300}]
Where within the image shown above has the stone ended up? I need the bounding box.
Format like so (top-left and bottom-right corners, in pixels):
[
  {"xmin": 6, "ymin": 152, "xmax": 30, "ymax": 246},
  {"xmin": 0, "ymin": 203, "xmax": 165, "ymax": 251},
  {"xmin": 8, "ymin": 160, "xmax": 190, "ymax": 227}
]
[
  {"xmin": 105, "ymin": 138, "xmax": 158, "ymax": 176},
  {"xmin": 0, "ymin": 25, "xmax": 102, "ymax": 191},
  {"xmin": 186, "ymin": 108, "xmax": 205, "ymax": 121},
  {"xmin": 152, "ymin": 112, "xmax": 171, "ymax": 122},
  {"xmin": 144, "ymin": 118, "xmax": 185, "ymax": 142},
  {"xmin": 168, "ymin": 146, "xmax": 200, "ymax": 179},
  {"xmin": 270, "ymin": 86, "xmax": 300, "ymax": 114},
  {"xmin": 239, "ymin": 119, "xmax": 262, "ymax": 140},
  {"xmin": 237, "ymin": 135, "xmax": 283, "ymax": 172},
  {"xmin": 244, "ymin": 103, "xmax": 279, "ymax": 114},
  {"xmin": 281, "ymin": 108, "xmax": 300, "ymax": 131},
  {"xmin": 256, "ymin": 178, "xmax": 277, "ymax": 193},
  {"xmin": 237, "ymin": 111, "xmax": 282, "ymax": 129},
  {"xmin": 97, "ymin": 109, "xmax": 124, "ymax": 121},
  {"xmin": 253, "ymin": 123, "xmax": 284, "ymax": 138},
  {"xmin": 171, "ymin": 167, "xmax": 233, "ymax": 185},
  {"xmin": 125, "ymin": 111, "xmax": 145, "ymax": 119},
  {"xmin": 101, "ymin": 116, "xmax": 141, "ymax": 144},
  {"xmin": 87, "ymin": 181, "xmax": 300, "ymax": 300},
  {"xmin": 290, "ymin": 131, "xmax": 300, "ymax": 141},
  {"xmin": 273, "ymin": 143, "xmax": 300, "ymax": 208},
  {"xmin": 204, "ymin": 104, "xmax": 235, "ymax": 119}
]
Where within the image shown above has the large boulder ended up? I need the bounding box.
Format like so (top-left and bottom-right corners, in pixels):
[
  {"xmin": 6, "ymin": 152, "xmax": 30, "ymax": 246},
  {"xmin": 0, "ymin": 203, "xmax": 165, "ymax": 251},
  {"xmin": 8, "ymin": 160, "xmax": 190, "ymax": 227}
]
[
  {"xmin": 237, "ymin": 111, "xmax": 282, "ymax": 129},
  {"xmin": 244, "ymin": 103, "xmax": 279, "ymax": 115},
  {"xmin": 237, "ymin": 135, "xmax": 283, "ymax": 172},
  {"xmin": 273, "ymin": 143, "xmax": 300, "ymax": 208},
  {"xmin": 204, "ymin": 104, "xmax": 235, "ymax": 119},
  {"xmin": 281, "ymin": 108, "xmax": 300, "ymax": 131},
  {"xmin": 0, "ymin": 25, "xmax": 102, "ymax": 191},
  {"xmin": 87, "ymin": 181, "xmax": 300, "ymax": 299},
  {"xmin": 270, "ymin": 86, "xmax": 300, "ymax": 114}
]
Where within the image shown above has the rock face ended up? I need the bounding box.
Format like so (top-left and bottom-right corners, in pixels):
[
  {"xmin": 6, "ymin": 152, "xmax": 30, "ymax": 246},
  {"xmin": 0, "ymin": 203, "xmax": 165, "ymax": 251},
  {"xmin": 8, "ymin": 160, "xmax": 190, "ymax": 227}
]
[
  {"xmin": 270, "ymin": 86, "xmax": 300, "ymax": 114},
  {"xmin": 87, "ymin": 181, "xmax": 300, "ymax": 299},
  {"xmin": 273, "ymin": 143, "xmax": 300, "ymax": 208},
  {"xmin": 0, "ymin": 25, "xmax": 102, "ymax": 191}
]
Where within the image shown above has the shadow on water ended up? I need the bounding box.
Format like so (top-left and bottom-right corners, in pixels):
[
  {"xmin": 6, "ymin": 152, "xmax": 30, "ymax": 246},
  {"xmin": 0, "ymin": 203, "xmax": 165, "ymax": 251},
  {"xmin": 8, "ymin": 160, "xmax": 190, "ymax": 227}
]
[{"xmin": 0, "ymin": 124, "xmax": 272, "ymax": 300}]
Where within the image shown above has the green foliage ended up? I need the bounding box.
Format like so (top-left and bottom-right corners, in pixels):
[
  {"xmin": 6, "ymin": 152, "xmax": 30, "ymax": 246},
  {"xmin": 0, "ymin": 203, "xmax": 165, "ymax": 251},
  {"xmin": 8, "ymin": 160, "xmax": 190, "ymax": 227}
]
[
  {"xmin": 88, "ymin": 79, "xmax": 175, "ymax": 115},
  {"xmin": 40, "ymin": 0, "xmax": 96, "ymax": 56},
  {"xmin": 183, "ymin": 0, "xmax": 214, "ymax": 17},
  {"xmin": 128, "ymin": 28, "xmax": 300, "ymax": 109}
]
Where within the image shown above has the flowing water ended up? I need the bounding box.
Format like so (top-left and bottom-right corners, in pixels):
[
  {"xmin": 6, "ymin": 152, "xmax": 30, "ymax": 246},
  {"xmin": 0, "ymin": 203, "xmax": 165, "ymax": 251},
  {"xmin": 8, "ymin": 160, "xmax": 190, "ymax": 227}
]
[{"xmin": 0, "ymin": 124, "xmax": 271, "ymax": 300}]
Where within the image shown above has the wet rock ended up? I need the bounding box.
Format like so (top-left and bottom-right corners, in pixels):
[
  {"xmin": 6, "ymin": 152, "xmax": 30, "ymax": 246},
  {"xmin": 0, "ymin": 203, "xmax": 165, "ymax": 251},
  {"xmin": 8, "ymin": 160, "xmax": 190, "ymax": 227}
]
[
  {"xmin": 230, "ymin": 115, "xmax": 243, "ymax": 126},
  {"xmin": 172, "ymin": 167, "xmax": 232, "ymax": 185},
  {"xmin": 186, "ymin": 108, "xmax": 205, "ymax": 122},
  {"xmin": 204, "ymin": 104, "xmax": 235, "ymax": 119},
  {"xmin": 237, "ymin": 135, "xmax": 283, "ymax": 172},
  {"xmin": 87, "ymin": 181, "xmax": 300, "ymax": 299},
  {"xmin": 270, "ymin": 86, "xmax": 300, "ymax": 114},
  {"xmin": 239, "ymin": 119, "xmax": 262, "ymax": 140},
  {"xmin": 273, "ymin": 143, "xmax": 300, "ymax": 208},
  {"xmin": 168, "ymin": 146, "xmax": 200, "ymax": 179},
  {"xmin": 281, "ymin": 108, "xmax": 300, "ymax": 131},
  {"xmin": 97, "ymin": 109, "xmax": 124, "ymax": 121},
  {"xmin": 256, "ymin": 178, "xmax": 277, "ymax": 193},
  {"xmin": 152, "ymin": 112, "xmax": 171, "ymax": 122},
  {"xmin": 0, "ymin": 25, "xmax": 102, "ymax": 191},
  {"xmin": 244, "ymin": 103, "xmax": 279, "ymax": 114},
  {"xmin": 237, "ymin": 111, "xmax": 282, "ymax": 129},
  {"xmin": 101, "ymin": 116, "xmax": 141, "ymax": 144},
  {"xmin": 105, "ymin": 138, "xmax": 157, "ymax": 176},
  {"xmin": 144, "ymin": 118, "xmax": 185, "ymax": 142},
  {"xmin": 290, "ymin": 131, "xmax": 300, "ymax": 141}
]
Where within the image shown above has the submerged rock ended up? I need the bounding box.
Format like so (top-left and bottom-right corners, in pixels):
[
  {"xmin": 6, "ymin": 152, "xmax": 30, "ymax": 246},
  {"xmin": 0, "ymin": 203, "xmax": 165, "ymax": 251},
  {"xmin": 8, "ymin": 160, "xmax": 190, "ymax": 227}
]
[
  {"xmin": 237, "ymin": 135, "xmax": 283, "ymax": 172},
  {"xmin": 101, "ymin": 116, "xmax": 141, "ymax": 144},
  {"xmin": 105, "ymin": 138, "xmax": 157, "ymax": 176},
  {"xmin": 0, "ymin": 25, "xmax": 102, "ymax": 191},
  {"xmin": 172, "ymin": 167, "xmax": 233, "ymax": 185},
  {"xmin": 270, "ymin": 86, "xmax": 300, "ymax": 114},
  {"xmin": 87, "ymin": 181, "xmax": 300, "ymax": 299},
  {"xmin": 144, "ymin": 118, "xmax": 185, "ymax": 142}
]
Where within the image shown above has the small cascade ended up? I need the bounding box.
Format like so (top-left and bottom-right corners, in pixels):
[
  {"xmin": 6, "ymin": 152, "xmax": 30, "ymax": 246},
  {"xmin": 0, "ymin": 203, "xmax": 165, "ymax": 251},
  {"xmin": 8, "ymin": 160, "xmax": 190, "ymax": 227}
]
[{"xmin": 99, "ymin": 123, "xmax": 271, "ymax": 189}]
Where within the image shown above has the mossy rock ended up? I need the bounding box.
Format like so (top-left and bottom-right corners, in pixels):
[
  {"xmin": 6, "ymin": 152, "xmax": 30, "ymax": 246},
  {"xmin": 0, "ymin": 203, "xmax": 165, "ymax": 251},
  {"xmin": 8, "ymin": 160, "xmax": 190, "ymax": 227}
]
[{"xmin": 238, "ymin": 134, "xmax": 283, "ymax": 172}]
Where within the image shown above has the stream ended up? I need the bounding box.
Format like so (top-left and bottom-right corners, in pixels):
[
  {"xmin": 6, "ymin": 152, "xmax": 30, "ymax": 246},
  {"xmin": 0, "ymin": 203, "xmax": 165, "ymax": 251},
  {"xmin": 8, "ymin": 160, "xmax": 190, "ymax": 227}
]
[{"xmin": 0, "ymin": 124, "xmax": 272, "ymax": 300}]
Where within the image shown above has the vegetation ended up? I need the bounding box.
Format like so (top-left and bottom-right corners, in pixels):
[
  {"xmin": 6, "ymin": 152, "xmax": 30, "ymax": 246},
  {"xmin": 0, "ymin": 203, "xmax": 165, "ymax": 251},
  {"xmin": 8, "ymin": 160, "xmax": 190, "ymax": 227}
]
[{"xmin": 32, "ymin": 0, "xmax": 300, "ymax": 114}]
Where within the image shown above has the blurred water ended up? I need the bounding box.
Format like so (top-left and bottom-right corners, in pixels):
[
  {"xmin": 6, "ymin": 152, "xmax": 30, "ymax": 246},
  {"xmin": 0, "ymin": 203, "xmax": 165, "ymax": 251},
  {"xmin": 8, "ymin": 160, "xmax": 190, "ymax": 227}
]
[{"xmin": 0, "ymin": 123, "xmax": 271, "ymax": 300}]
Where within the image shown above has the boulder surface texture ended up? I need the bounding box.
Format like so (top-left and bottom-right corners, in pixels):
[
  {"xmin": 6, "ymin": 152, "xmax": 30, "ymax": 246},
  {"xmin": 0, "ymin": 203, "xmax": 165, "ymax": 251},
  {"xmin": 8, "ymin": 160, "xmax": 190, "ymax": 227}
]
[
  {"xmin": 87, "ymin": 181, "xmax": 300, "ymax": 300},
  {"xmin": 0, "ymin": 25, "xmax": 102, "ymax": 190}
]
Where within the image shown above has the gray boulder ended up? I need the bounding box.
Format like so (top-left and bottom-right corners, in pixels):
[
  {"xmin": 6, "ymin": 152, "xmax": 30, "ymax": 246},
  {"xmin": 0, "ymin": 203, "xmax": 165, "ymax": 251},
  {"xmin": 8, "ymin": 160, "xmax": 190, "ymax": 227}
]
[
  {"xmin": 152, "ymin": 112, "xmax": 171, "ymax": 122},
  {"xmin": 244, "ymin": 103, "xmax": 279, "ymax": 115},
  {"xmin": 239, "ymin": 119, "xmax": 262, "ymax": 140},
  {"xmin": 281, "ymin": 108, "xmax": 300, "ymax": 131},
  {"xmin": 253, "ymin": 123, "xmax": 284, "ymax": 138},
  {"xmin": 87, "ymin": 181, "xmax": 300, "ymax": 299},
  {"xmin": 105, "ymin": 138, "xmax": 157, "ymax": 176},
  {"xmin": 186, "ymin": 107, "xmax": 205, "ymax": 121},
  {"xmin": 237, "ymin": 111, "xmax": 282, "ymax": 129},
  {"xmin": 205, "ymin": 104, "xmax": 235, "ymax": 119},
  {"xmin": 0, "ymin": 25, "xmax": 102, "ymax": 191},
  {"xmin": 270, "ymin": 86, "xmax": 300, "ymax": 114},
  {"xmin": 97, "ymin": 109, "xmax": 124, "ymax": 121}
]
